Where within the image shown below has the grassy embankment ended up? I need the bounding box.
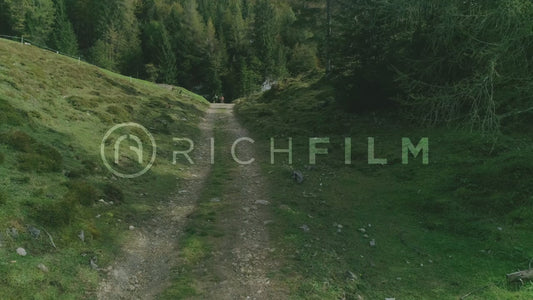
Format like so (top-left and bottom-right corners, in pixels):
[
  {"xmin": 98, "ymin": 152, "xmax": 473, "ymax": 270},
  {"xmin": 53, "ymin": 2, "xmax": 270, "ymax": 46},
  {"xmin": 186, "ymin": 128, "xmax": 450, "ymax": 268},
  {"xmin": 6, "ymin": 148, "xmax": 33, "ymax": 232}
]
[
  {"xmin": 235, "ymin": 75, "xmax": 533, "ymax": 299},
  {"xmin": 0, "ymin": 38, "xmax": 208, "ymax": 298}
]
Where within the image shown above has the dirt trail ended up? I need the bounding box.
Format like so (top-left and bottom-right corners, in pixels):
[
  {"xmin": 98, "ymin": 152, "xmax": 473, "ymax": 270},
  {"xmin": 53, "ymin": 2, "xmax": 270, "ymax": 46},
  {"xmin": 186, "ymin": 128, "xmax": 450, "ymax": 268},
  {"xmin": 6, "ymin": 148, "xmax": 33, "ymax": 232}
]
[
  {"xmin": 197, "ymin": 104, "xmax": 286, "ymax": 299},
  {"xmin": 97, "ymin": 104, "xmax": 285, "ymax": 299}
]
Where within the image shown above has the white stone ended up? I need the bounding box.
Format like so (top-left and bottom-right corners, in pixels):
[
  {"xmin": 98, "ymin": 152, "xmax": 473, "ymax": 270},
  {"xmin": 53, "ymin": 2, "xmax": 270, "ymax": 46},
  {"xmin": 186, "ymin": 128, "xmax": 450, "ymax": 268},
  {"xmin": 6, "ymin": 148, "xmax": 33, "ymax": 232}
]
[{"xmin": 16, "ymin": 248, "xmax": 27, "ymax": 256}]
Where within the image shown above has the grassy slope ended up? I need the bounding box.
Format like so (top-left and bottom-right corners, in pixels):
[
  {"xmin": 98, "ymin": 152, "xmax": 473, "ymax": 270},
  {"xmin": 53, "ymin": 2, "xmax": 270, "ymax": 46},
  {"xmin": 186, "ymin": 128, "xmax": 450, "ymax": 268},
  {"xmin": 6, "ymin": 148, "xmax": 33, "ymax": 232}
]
[
  {"xmin": 0, "ymin": 39, "xmax": 208, "ymax": 298},
  {"xmin": 236, "ymin": 75, "xmax": 533, "ymax": 299}
]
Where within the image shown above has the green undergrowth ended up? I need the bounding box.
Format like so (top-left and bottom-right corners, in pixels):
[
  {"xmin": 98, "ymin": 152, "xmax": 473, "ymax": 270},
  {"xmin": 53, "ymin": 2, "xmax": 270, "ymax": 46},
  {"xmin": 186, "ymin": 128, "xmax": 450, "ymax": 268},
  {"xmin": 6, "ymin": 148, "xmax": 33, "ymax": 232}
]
[
  {"xmin": 0, "ymin": 38, "xmax": 208, "ymax": 298},
  {"xmin": 235, "ymin": 76, "xmax": 533, "ymax": 299}
]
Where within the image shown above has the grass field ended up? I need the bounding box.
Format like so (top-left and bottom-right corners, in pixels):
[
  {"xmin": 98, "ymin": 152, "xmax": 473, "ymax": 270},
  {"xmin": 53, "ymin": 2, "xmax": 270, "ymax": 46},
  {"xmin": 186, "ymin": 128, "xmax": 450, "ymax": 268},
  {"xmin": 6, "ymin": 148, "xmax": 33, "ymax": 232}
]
[
  {"xmin": 235, "ymin": 75, "xmax": 533, "ymax": 299},
  {"xmin": 0, "ymin": 38, "xmax": 208, "ymax": 298}
]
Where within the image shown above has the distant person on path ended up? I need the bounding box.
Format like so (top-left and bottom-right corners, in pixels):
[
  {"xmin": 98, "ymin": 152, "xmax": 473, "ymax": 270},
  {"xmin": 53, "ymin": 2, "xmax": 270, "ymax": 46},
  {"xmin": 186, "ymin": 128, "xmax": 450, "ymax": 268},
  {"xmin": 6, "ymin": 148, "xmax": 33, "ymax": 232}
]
[{"xmin": 220, "ymin": 95, "xmax": 225, "ymax": 103}]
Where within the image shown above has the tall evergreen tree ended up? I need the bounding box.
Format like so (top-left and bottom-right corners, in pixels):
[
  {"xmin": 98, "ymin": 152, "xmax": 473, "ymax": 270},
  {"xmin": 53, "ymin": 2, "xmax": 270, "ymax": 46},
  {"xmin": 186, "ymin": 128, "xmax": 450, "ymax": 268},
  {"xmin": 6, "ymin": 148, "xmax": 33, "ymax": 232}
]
[{"xmin": 49, "ymin": 0, "xmax": 78, "ymax": 55}]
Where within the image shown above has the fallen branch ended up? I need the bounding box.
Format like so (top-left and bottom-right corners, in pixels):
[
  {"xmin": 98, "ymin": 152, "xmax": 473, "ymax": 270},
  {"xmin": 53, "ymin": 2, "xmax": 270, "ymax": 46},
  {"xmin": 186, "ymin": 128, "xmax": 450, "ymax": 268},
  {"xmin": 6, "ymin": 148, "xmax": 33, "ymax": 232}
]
[
  {"xmin": 499, "ymin": 106, "xmax": 533, "ymax": 120},
  {"xmin": 42, "ymin": 228, "xmax": 57, "ymax": 249},
  {"xmin": 506, "ymin": 269, "xmax": 533, "ymax": 283}
]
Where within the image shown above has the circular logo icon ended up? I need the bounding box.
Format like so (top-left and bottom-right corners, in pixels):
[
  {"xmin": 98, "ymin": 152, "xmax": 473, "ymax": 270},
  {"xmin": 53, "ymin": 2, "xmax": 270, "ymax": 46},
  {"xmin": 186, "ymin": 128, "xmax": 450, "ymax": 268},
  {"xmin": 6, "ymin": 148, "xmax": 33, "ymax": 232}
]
[{"xmin": 100, "ymin": 122, "xmax": 157, "ymax": 179}]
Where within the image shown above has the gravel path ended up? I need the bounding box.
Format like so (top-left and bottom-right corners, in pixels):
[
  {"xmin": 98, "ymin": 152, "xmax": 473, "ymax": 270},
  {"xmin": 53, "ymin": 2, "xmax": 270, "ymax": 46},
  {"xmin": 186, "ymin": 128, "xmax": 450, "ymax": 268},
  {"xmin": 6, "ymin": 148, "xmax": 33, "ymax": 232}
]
[{"xmin": 97, "ymin": 104, "xmax": 286, "ymax": 299}]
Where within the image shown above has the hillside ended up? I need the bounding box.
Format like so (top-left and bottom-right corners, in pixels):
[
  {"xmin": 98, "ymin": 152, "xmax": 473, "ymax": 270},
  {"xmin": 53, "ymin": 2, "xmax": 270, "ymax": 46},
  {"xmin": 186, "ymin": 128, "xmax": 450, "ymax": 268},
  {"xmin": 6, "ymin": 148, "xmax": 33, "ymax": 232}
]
[
  {"xmin": 0, "ymin": 38, "xmax": 208, "ymax": 298},
  {"xmin": 236, "ymin": 76, "xmax": 533, "ymax": 299}
]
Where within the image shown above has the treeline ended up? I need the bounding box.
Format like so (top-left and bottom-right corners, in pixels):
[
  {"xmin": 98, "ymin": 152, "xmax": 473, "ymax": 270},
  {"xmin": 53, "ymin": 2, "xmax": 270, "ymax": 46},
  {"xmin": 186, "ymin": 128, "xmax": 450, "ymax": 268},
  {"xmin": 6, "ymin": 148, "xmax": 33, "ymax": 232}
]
[
  {"xmin": 331, "ymin": 0, "xmax": 533, "ymax": 130},
  {"xmin": 3, "ymin": 0, "xmax": 530, "ymax": 130},
  {"xmin": 0, "ymin": 0, "xmax": 324, "ymax": 100}
]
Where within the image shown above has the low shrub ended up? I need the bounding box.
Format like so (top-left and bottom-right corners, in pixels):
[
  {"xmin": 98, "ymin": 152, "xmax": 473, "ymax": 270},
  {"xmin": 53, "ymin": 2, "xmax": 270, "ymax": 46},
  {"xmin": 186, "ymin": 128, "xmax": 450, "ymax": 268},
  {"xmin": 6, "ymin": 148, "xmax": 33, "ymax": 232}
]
[
  {"xmin": 64, "ymin": 180, "xmax": 98, "ymax": 206},
  {"xmin": 103, "ymin": 183, "xmax": 124, "ymax": 204},
  {"xmin": 4, "ymin": 130, "xmax": 36, "ymax": 152},
  {"xmin": 0, "ymin": 99, "xmax": 28, "ymax": 126},
  {"xmin": 1, "ymin": 131, "xmax": 62, "ymax": 172},
  {"xmin": 16, "ymin": 149, "xmax": 61, "ymax": 173},
  {"xmin": 0, "ymin": 191, "xmax": 7, "ymax": 205},
  {"xmin": 32, "ymin": 198, "xmax": 75, "ymax": 227}
]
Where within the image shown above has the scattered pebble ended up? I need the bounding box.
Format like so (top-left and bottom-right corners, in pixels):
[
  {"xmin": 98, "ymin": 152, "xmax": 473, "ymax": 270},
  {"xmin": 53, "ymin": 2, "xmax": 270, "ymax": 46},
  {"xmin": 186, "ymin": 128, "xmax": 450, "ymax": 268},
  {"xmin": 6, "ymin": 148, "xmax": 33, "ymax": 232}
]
[
  {"xmin": 369, "ymin": 239, "xmax": 376, "ymax": 247},
  {"xmin": 37, "ymin": 263, "xmax": 49, "ymax": 273},
  {"xmin": 90, "ymin": 257, "xmax": 98, "ymax": 269},
  {"xmin": 78, "ymin": 230, "xmax": 85, "ymax": 242},
  {"xmin": 210, "ymin": 197, "xmax": 221, "ymax": 203},
  {"xmin": 292, "ymin": 171, "xmax": 304, "ymax": 183},
  {"xmin": 16, "ymin": 248, "xmax": 27, "ymax": 256},
  {"xmin": 497, "ymin": 227, "xmax": 503, "ymax": 231},
  {"xmin": 363, "ymin": 234, "xmax": 369, "ymax": 239},
  {"xmin": 129, "ymin": 225, "xmax": 135, "ymax": 231},
  {"xmin": 8, "ymin": 228, "xmax": 18, "ymax": 238},
  {"xmin": 255, "ymin": 200, "xmax": 270, "ymax": 205},
  {"xmin": 279, "ymin": 204, "xmax": 291, "ymax": 211},
  {"xmin": 346, "ymin": 270, "xmax": 358, "ymax": 281},
  {"xmin": 300, "ymin": 225, "xmax": 310, "ymax": 232},
  {"xmin": 28, "ymin": 226, "xmax": 40, "ymax": 238},
  {"xmin": 358, "ymin": 228, "xmax": 366, "ymax": 233}
]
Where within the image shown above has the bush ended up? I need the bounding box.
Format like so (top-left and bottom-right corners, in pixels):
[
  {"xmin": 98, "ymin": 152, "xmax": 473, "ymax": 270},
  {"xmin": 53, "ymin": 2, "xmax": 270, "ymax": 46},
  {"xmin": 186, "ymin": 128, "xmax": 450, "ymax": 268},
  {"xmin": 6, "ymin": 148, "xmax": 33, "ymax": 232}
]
[
  {"xmin": 32, "ymin": 198, "xmax": 75, "ymax": 227},
  {"xmin": 288, "ymin": 44, "xmax": 319, "ymax": 75},
  {"xmin": 82, "ymin": 159, "xmax": 99, "ymax": 173},
  {"xmin": 0, "ymin": 191, "xmax": 7, "ymax": 205},
  {"xmin": 4, "ymin": 130, "xmax": 36, "ymax": 152},
  {"xmin": 64, "ymin": 180, "xmax": 98, "ymax": 206},
  {"xmin": 103, "ymin": 184, "xmax": 124, "ymax": 204},
  {"xmin": 0, "ymin": 99, "xmax": 28, "ymax": 126},
  {"xmin": 106, "ymin": 105, "xmax": 131, "ymax": 122},
  {"xmin": 1, "ymin": 131, "xmax": 62, "ymax": 172},
  {"xmin": 17, "ymin": 153, "xmax": 60, "ymax": 172}
]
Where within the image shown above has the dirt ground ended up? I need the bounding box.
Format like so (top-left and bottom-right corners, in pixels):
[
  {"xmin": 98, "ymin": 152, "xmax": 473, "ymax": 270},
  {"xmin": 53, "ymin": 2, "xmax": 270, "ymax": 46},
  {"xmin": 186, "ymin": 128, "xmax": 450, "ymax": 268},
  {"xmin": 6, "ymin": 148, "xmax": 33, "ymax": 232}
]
[{"xmin": 97, "ymin": 104, "xmax": 286, "ymax": 299}]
